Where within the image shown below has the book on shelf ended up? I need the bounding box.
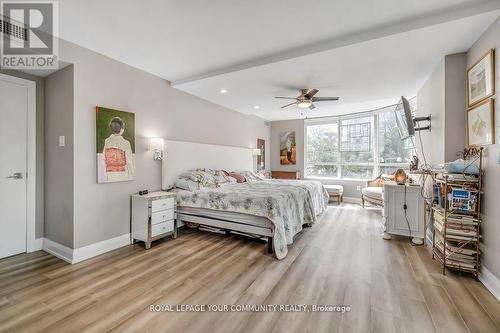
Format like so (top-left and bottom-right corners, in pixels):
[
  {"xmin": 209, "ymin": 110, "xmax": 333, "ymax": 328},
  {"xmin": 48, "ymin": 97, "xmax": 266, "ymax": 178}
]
[
  {"xmin": 436, "ymin": 173, "xmax": 479, "ymax": 182},
  {"xmin": 433, "ymin": 209, "xmax": 479, "ymax": 225}
]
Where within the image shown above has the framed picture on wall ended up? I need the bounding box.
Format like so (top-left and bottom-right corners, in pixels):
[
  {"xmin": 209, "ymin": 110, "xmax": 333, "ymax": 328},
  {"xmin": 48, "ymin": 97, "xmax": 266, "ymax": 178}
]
[
  {"xmin": 96, "ymin": 106, "xmax": 136, "ymax": 183},
  {"xmin": 467, "ymin": 49, "xmax": 495, "ymax": 107},
  {"xmin": 279, "ymin": 131, "xmax": 296, "ymax": 165},
  {"xmin": 467, "ymin": 99, "xmax": 495, "ymax": 147}
]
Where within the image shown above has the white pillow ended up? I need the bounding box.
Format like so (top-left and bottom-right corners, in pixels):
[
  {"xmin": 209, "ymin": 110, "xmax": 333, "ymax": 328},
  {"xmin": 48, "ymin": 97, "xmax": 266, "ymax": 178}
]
[{"xmin": 175, "ymin": 178, "xmax": 200, "ymax": 191}]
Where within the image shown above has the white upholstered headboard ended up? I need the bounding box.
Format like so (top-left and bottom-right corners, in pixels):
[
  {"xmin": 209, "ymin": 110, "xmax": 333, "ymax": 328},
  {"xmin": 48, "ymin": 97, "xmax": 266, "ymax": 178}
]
[{"xmin": 161, "ymin": 140, "xmax": 254, "ymax": 190}]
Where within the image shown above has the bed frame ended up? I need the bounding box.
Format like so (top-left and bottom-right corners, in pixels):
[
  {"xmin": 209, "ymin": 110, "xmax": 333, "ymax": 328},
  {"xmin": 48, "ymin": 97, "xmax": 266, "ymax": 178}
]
[
  {"xmin": 161, "ymin": 140, "xmax": 274, "ymax": 253},
  {"xmin": 177, "ymin": 211, "xmax": 274, "ymax": 253}
]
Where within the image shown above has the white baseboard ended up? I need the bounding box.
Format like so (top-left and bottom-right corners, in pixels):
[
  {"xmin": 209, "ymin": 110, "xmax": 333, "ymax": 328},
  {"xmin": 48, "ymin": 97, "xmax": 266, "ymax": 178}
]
[
  {"xmin": 479, "ymin": 266, "xmax": 500, "ymax": 301},
  {"xmin": 32, "ymin": 238, "xmax": 44, "ymax": 251},
  {"xmin": 43, "ymin": 238, "xmax": 73, "ymax": 263},
  {"xmin": 42, "ymin": 233, "xmax": 131, "ymax": 264},
  {"xmin": 343, "ymin": 196, "xmax": 362, "ymax": 204},
  {"xmin": 72, "ymin": 233, "xmax": 130, "ymax": 264}
]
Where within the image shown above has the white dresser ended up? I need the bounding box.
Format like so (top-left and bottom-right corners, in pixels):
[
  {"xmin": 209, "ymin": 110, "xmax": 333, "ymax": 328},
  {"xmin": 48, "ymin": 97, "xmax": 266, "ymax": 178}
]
[
  {"xmin": 383, "ymin": 181, "xmax": 425, "ymax": 245},
  {"xmin": 131, "ymin": 191, "xmax": 177, "ymax": 249}
]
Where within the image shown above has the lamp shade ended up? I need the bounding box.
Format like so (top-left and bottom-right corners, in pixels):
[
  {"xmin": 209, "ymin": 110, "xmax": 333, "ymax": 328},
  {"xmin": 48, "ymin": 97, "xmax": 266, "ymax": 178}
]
[
  {"xmin": 394, "ymin": 169, "xmax": 407, "ymax": 185},
  {"xmin": 149, "ymin": 138, "xmax": 164, "ymax": 151},
  {"xmin": 252, "ymin": 148, "xmax": 262, "ymax": 156}
]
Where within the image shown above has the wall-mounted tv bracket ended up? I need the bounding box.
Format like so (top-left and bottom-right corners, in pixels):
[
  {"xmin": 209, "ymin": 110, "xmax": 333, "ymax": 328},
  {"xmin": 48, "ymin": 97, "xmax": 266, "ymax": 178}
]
[{"xmin": 413, "ymin": 115, "xmax": 431, "ymax": 132}]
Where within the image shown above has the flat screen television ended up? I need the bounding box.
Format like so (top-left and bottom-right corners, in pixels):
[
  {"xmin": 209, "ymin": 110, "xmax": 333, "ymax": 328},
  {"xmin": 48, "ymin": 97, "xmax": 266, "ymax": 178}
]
[{"xmin": 394, "ymin": 96, "xmax": 415, "ymax": 140}]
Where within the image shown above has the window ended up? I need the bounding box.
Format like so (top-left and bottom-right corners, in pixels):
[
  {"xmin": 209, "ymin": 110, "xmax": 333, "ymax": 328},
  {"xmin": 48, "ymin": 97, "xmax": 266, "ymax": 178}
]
[{"xmin": 305, "ymin": 102, "xmax": 415, "ymax": 180}]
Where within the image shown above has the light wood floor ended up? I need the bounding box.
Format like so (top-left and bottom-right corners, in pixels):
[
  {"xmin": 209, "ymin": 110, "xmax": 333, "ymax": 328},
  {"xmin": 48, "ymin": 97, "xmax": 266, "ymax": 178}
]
[{"xmin": 1, "ymin": 204, "xmax": 499, "ymax": 333}]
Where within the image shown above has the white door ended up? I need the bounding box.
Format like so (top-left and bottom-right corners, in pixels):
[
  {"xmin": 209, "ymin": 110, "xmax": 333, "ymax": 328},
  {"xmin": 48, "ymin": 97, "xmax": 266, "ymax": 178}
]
[{"xmin": 0, "ymin": 75, "xmax": 30, "ymax": 258}]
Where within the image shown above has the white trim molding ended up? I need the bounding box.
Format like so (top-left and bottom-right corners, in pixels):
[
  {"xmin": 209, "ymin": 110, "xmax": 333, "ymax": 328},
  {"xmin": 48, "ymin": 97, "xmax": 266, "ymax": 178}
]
[
  {"xmin": 42, "ymin": 234, "xmax": 131, "ymax": 264},
  {"xmin": 43, "ymin": 238, "xmax": 73, "ymax": 263},
  {"xmin": 72, "ymin": 234, "xmax": 130, "ymax": 263},
  {"xmin": 343, "ymin": 196, "xmax": 362, "ymax": 204},
  {"xmin": 33, "ymin": 238, "xmax": 44, "ymax": 251},
  {"xmin": 479, "ymin": 266, "xmax": 500, "ymax": 301}
]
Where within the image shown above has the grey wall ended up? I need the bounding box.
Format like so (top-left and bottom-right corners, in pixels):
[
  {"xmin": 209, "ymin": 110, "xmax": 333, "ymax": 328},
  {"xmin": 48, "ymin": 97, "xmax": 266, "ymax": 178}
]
[
  {"xmin": 44, "ymin": 65, "xmax": 74, "ymax": 248},
  {"xmin": 416, "ymin": 53, "xmax": 467, "ymax": 165},
  {"xmin": 270, "ymin": 119, "xmax": 304, "ymax": 175},
  {"xmin": 0, "ymin": 69, "xmax": 45, "ymax": 239},
  {"xmin": 444, "ymin": 53, "xmax": 467, "ymax": 162},
  {"xmin": 416, "ymin": 59, "xmax": 446, "ymax": 165},
  {"xmin": 270, "ymin": 118, "xmax": 364, "ymax": 198},
  {"xmin": 466, "ymin": 17, "xmax": 500, "ymax": 280},
  {"xmin": 54, "ymin": 40, "xmax": 270, "ymax": 248}
]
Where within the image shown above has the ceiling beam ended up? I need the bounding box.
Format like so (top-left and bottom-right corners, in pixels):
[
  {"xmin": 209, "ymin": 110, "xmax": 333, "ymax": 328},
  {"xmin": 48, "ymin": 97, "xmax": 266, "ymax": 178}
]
[{"xmin": 172, "ymin": 0, "xmax": 500, "ymax": 86}]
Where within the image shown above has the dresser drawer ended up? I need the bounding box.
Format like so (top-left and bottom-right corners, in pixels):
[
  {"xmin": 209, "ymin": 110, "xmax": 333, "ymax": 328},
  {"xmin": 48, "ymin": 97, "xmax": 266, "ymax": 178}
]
[
  {"xmin": 152, "ymin": 220, "xmax": 174, "ymax": 237},
  {"xmin": 151, "ymin": 198, "xmax": 174, "ymax": 212},
  {"xmin": 151, "ymin": 209, "xmax": 174, "ymax": 225}
]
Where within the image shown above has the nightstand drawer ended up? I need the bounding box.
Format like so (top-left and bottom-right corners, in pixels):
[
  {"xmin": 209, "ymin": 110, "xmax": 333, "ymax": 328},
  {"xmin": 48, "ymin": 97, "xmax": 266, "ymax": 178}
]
[
  {"xmin": 152, "ymin": 220, "xmax": 174, "ymax": 237},
  {"xmin": 151, "ymin": 209, "xmax": 174, "ymax": 225},
  {"xmin": 151, "ymin": 198, "xmax": 174, "ymax": 212}
]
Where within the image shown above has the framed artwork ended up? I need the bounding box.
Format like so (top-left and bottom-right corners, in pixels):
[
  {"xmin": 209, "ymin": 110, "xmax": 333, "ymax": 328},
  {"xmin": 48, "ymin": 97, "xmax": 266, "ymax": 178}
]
[
  {"xmin": 257, "ymin": 138, "xmax": 265, "ymax": 170},
  {"xmin": 96, "ymin": 106, "xmax": 135, "ymax": 183},
  {"xmin": 467, "ymin": 99, "xmax": 495, "ymax": 147},
  {"xmin": 279, "ymin": 131, "xmax": 296, "ymax": 165},
  {"xmin": 467, "ymin": 49, "xmax": 495, "ymax": 107}
]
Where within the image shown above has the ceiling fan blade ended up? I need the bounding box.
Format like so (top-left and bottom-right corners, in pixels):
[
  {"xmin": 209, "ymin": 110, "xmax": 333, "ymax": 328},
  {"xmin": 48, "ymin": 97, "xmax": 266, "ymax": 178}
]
[
  {"xmin": 298, "ymin": 88, "xmax": 309, "ymax": 98},
  {"xmin": 309, "ymin": 103, "xmax": 316, "ymax": 110},
  {"xmin": 281, "ymin": 101, "xmax": 297, "ymax": 109},
  {"xmin": 275, "ymin": 96, "xmax": 298, "ymax": 100},
  {"xmin": 304, "ymin": 89, "xmax": 319, "ymax": 99},
  {"xmin": 311, "ymin": 97, "xmax": 339, "ymax": 102}
]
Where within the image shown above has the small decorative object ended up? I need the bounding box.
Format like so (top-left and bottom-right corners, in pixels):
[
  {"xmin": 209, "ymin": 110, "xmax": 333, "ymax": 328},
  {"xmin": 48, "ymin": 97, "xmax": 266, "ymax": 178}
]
[
  {"xmin": 467, "ymin": 49, "xmax": 495, "ymax": 107},
  {"xmin": 149, "ymin": 138, "xmax": 164, "ymax": 161},
  {"xmin": 257, "ymin": 138, "xmax": 265, "ymax": 170},
  {"xmin": 409, "ymin": 155, "xmax": 419, "ymax": 171},
  {"xmin": 394, "ymin": 169, "xmax": 407, "ymax": 185},
  {"xmin": 96, "ymin": 107, "xmax": 135, "ymax": 183},
  {"xmin": 467, "ymin": 99, "xmax": 495, "ymax": 147},
  {"xmin": 279, "ymin": 131, "xmax": 296, "ymax": 165}
]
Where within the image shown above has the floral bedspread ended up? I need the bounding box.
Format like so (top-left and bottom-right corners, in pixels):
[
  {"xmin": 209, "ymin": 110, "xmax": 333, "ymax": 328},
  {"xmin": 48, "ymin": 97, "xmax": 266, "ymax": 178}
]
[{"xmin": 176, "ymin": 180, "xmax": 329, "ymax": 259}]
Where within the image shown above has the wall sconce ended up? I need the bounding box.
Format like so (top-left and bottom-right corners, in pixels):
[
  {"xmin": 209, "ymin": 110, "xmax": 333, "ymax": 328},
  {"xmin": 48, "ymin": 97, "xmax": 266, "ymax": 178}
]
[{"xmin": 149, "ymin": 138, "xmax": 164, "ymax": 161}]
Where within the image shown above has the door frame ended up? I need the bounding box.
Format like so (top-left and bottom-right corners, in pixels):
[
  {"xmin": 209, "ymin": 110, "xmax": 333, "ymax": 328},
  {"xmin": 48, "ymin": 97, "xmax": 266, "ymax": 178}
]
[{"xmin": 0, "ymin": 73, "xmax": 37, "ymax": 252}]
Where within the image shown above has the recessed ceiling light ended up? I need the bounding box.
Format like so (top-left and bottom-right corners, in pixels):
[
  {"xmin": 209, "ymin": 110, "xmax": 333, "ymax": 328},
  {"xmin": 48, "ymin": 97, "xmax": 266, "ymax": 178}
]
[
  {"xmin": 220, "ymin": 89, "xmax": 227, "ymax": 94},
  {"xmin": 254, "ymin": 105, "xmax": 260, "ymax": 109}
]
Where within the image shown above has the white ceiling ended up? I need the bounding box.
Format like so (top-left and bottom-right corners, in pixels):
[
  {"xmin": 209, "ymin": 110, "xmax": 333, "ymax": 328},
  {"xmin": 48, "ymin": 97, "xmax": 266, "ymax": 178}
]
[
  {"xmin": 57, "ymin": 0, "xmax": 500, "ymax": 120},
  {"xmin": 175, "ymin": 11, "xmax": 500, "ymax": 120}
]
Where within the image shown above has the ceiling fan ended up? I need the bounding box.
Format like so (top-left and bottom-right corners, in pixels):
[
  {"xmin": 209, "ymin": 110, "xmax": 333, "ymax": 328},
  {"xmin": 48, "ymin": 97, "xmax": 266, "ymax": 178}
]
[{"xmin": 275, "ymin": 89, "xmax": 339, "ymax": 110}]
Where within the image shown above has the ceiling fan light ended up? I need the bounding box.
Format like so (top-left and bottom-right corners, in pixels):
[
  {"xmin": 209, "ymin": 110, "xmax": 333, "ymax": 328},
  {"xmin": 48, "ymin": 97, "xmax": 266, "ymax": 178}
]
[{"xmin": 297, "ymin": 100, "xmax": 312, "ymax": 108}]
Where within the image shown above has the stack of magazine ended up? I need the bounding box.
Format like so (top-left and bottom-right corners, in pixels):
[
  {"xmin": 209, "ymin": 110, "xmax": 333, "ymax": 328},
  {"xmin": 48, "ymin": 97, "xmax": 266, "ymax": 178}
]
[{"xmin": 432, "ymin": 170, "xmax": 482, "ymax": 275}]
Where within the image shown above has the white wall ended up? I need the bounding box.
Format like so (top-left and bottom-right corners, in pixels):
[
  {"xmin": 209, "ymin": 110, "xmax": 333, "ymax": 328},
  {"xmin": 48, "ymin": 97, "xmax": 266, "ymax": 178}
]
[
  {"xmin": 49, "ymin": 40, "xmax": 270, "ymax": 249},
  {"xmin": 466, "ymin": 17, "xmax": 500, "ymax": 281}
]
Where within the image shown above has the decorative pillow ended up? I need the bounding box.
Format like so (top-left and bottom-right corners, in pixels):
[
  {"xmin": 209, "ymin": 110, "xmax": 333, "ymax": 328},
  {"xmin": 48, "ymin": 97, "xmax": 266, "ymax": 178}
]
[
  {"xmin": 175, "ymin": 178, "xmax": 200, "ymax": 191},
  {"xmin": 239, "ymin": 171, "xmax": 265, "ymax": 182},
  {"xmin": 219, "ymin": 176, "xmax": 237, "ymax": 186},
  {"xmin": 228, "ymin": 172, "xmax": 246, "ymax": 183},
  {"xmin": 178, "ymin": 170, "xmax": 217, "ymax": 188}
]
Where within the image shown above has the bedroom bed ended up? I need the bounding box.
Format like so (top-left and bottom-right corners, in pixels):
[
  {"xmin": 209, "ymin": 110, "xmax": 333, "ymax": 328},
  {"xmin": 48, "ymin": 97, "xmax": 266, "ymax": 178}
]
[{"xmin": 161, "ymin": 140, "xmax": 329, "ymax": 259}]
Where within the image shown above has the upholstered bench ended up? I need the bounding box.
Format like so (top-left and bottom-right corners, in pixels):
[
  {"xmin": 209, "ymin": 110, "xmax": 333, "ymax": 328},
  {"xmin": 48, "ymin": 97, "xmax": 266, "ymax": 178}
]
[{"xmin": 324, "ymin": 185, "xmax": 343, "ymax": 204}]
